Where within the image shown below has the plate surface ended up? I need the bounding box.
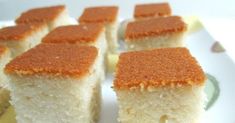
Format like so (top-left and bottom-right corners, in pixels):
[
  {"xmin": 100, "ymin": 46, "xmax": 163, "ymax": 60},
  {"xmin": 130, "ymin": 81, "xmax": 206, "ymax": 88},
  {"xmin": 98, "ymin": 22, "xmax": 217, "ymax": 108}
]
[{"xmin": 1, "ymin": 18, "xmax": 235, "ymax": 123}]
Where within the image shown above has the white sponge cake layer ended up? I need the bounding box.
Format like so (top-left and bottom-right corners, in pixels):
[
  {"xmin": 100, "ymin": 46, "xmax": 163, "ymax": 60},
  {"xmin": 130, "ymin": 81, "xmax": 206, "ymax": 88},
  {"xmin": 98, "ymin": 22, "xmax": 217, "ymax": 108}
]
[
  {"xmin": 116, "ymin": 86, "xmax": 205, "ymax": 123},
  {"xmin": 126, "ymin": 32, "xmax": 186, "ymax": 51},
  {"xmin": 49, "ymin": 9, "xmax": 71, "ymax": 30},
  {"xmin": 94, "ymin": 31, "xmax": 107, "ymax": 80},
  {"xmin": 105, "ymin": 21, "xmax": 118, "ymax": 53}
]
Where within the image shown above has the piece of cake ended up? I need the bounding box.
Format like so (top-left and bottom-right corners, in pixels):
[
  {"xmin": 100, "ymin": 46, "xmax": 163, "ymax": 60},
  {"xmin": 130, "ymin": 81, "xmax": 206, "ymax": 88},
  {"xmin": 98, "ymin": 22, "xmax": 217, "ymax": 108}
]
[
  {"xmin": 42, "ymin": 23, "xmax": 107, "ymax": 79},
  {"xmin": 113, "ymin": 48, "xmax": 206, "ymax": 123},
  {"xmin": 15, "ymin": 5, "xmax": 70, "ymax": 31},
  {"xmin": 79, "ymin": 6, "xmax": 119, "ymax": 53},
  {"xmin": 125, "ymin": 16, "xmax": 187, "ymax": 51},
  {"xmin": 5, "ymin": 43, "xmax": 102, "ymax": 123},
  {"xmin": 134, "ymin": 3, "xmax": 171, "ymax": 19},
  {"xmin": 0, "ymin": 24, "xmax": 48, "ymax": 57},
  {"xmin": 42, "ymin": 23, "xmax": 107, "ymax": 55}
]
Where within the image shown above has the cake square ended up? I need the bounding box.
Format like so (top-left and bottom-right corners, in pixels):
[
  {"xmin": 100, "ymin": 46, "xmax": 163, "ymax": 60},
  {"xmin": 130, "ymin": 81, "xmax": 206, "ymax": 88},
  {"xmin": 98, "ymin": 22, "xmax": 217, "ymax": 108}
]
[
  {"xmin": 42, "ymin": 23, "xmax": 107, "ymax": 80},
  {"xmin": 0, "ymin": 23, "xmax": 48, "ymax": 57},
  {"xmin": 125, "ymin": 16, "xmax": 187, "ymax": 51},
  {"xmin": 15, "ymin": 5, "xmax": 70, "ymax": 30},
  {"xmin": 42, "ymin": 23, "xmax": 107, "ymax": 55},
  {"xmin": 5, "ymin": 43, "xmax": 102, "ymax": 123},
  {"xmin": 114, "ymin": 48, "xmax": 206, "ymax": 123},
  {"xmin": 79, "ymin": 6, "xmax": 119, "ymax": 53},
  {"xmin": 134, "ymin": 3, "xmax": 171, "ymax": 19}
]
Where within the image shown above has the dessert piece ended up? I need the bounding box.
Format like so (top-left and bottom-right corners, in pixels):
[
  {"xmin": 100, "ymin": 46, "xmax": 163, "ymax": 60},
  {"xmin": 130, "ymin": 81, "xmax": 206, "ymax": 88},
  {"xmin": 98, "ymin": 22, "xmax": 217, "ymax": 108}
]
[
  {"xmin": 79, "ymin": 6, "xmax": 119, "ymax": 53},
  {"xmin": 134, "ymin": 3, "xmax": 171, "ymax": 19},
  {"xmin": 0, "ymin": 24, "xmax": 48, "ymax": 57},
  {"xmin": 5, "ymin": 43, "xmax": 102, "ymax": 123},
  {"xmin": 42, "ymin": 23, "xmax": 107, "ymax": 79},
  {"xmin": 125, "ymin": 16, "xmax": 187, "ymax": 51},
  {"xmin": 113, "ymin": 48, "xmax": 206, "ymax": 123},
  {"xmin": 15, "ymin": 5, "xmax": 70, "ymax": 30}
]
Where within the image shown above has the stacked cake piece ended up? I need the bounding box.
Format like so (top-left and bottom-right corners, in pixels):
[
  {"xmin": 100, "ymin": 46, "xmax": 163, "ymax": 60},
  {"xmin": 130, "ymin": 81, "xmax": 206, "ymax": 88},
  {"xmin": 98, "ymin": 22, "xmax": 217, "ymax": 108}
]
[
  {"xmin": 124, "ymin": 16, "xmax": 187, "ymax": 51},
  {"xmin": 0, "ymin": 23, "xmax": 48, "ymax": 57},
  {"xmin": 134, "ymin": 3, "xmax": 172, "ymax": 19},
  {"xmin": 5, "ymin": 43, "xmax": 102, "ymax": 123},
  {"xmin": 79, "ymin": 6, "xmax": 119, "ymax": 53},
  {"xmin": 16, "ymin": 5, "xmax": 71, "ymax": 31}
]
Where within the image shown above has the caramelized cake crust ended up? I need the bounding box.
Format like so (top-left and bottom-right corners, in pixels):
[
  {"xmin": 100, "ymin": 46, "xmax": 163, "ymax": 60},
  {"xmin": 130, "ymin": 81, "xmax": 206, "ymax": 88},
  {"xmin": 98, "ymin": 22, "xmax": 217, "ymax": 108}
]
[
  {"xmin": 0, "ymin": 24, "xmax": 45, "ymax": 41},
  {"xmin": 5, "ymin": 43, "xmax": 98, "ymax": 78},
  {"xmin": 125, "ymin": 16, "xmax": 187, "ymax": 40},
  {"xmin": 42, "ymin": 23, "xmax": 104, "ymax": 43},
  {"xmin": 79, "ymin": 6, "xmax": 118, "ymax": 23},
  {"xmin": 114, "ymin": 48, "xmax": 205, "ymax": 89},
  {"xmin": 15, "ymin": 5, "xmax": 65, "ymax": 24},
  {"xmin": 134, "ymin": 3, "xmax": 171, "ymax": 19}
]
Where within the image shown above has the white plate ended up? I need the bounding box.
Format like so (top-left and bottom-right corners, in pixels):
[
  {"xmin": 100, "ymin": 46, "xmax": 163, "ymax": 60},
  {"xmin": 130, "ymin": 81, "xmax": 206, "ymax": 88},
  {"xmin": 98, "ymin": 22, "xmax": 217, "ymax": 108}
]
[{"xmin": 1, "ymin": 19, "xmax": 235, "ymax": 123}]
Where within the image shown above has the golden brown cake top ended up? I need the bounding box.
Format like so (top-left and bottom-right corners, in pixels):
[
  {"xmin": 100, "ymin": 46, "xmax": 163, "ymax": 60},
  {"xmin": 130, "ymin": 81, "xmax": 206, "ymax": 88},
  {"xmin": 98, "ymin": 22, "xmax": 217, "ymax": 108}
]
[
  {"xmin": 125, "ymin": 16, "xmax": 187, "ymax": 40},
  {"xmin": 114, "ymin": 48, "xmax": 206, "ymax": 90},
  {"xmin": 134, "ymin": 3, "xmax": 171, "ymax": 19},
  {"xmin": 5, "ymin": 43, "xmax": 98, "ymax": 78},
  {"xmin": 15, "ymin": 5, "xmax": 65, "ymax": 24},
  {"xmin": 0, "ymin": 45, "xmax": 8, "ymax": 57},
  {"xmin": 0, "ymin": 24, "xmax": 45, "ymax": 41},
  {"xmin": 79, "ymin": 6, "xmax": 118, "ymax": 23},
  {"xmin": 42, "ymin": 23, "xmax": 104, "ymax": 44}
]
